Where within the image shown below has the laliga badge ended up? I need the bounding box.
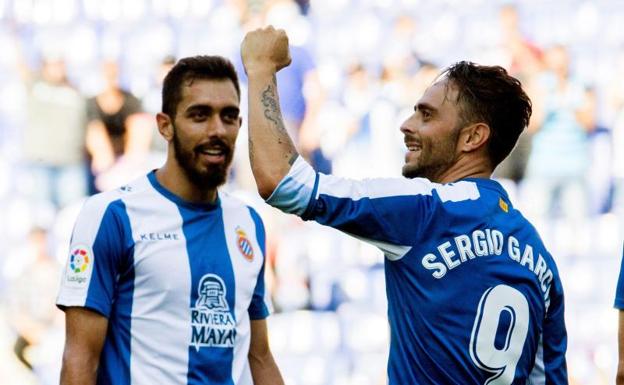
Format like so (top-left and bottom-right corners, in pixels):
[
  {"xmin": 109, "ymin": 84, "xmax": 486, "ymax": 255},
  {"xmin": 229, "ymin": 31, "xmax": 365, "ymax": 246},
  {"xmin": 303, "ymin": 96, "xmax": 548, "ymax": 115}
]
[{"xmin": 65, "ymin": 244, "xmax": 93, "ymax": 288}]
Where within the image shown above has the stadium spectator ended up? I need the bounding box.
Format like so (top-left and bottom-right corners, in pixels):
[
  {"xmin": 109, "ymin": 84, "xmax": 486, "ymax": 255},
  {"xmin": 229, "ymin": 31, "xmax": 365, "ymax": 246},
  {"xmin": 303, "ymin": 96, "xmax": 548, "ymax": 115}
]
[
  {"xmin": 522, "ymin": 45, "xmax": 594, "ymax": 239},
  {"xmin": 142, "ymin": 55, "xmax": 177, "ymax": 155},
  {"xmin": 18, "ymin": 54, "xmax": 87, "ymax": 209},
  {"xmin": 492, "ymin": 4, "xmax": 544, "ymax": 197},
  {"xmin": 56, "ymin": 56, "xmax": 283, "ymax": 385},
  {"xmin": 242, "ymin": 27, "xmax": 567, "ymax": 384},
  {"xmin": 7, "ymin": 227, "xmax": 63, "ymax": 385},
  {"xmin": 85, "ymin": 60, "xmax": 151, "ymax": 193}
]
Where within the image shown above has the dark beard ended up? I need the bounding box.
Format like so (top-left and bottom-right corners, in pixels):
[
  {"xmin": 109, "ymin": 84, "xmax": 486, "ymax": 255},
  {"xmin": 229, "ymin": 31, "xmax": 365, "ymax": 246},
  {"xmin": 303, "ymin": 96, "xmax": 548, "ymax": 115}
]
[
  {"xmin": 401, "ymin": 129, "xmax": 460, "ymax": 181},
  {"xmin": 172, "ymin": 124, "xmax": 233, "ymax": 190}
]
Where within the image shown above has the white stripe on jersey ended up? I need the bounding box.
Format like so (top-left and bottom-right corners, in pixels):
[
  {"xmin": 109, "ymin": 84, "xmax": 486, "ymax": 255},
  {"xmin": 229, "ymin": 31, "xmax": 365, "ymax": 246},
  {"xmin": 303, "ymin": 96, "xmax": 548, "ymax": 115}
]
[
  {"xmin": 316, "ymin": 173, "xmax": 433, "ymax": 200},
  {"xmin": 124, "ymin": 178, "xmax": 190, "ymax": 385},
  {"xmin": 266, "ymin": 156, "xmax": 317, "ymax": 215},
  {"xmin": 269, "ymin": 157, "xmax": 481, "ymax": 216},
  {"xmin": 434, "ymin": 181, "xmax": 480, "ymax": 202},
  {"xmin": 351, "ymin": 234, "xmax": 412, "ymax": 261},
  {"xmin": 221, "ymin": 195, "xmax": 266, "ymax": 384},
  {"xmin": 56, "ymin": 190, "xmax": 122, "ymax": 308},
  {"xmin": 316, "ymin": 172, "xmax": 480, "ymax": 202},
  {"xmin": 528, "ymin": 334, "xmax": 545, "ymax": 385}
]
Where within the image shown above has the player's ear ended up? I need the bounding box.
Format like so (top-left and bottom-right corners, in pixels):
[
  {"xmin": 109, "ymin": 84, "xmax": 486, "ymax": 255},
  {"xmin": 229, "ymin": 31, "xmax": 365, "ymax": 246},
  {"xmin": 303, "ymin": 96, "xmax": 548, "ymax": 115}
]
[
  {"xmin": 157, "ymin": 113, "xmax": 174, "ymax": 142},
  {"xmin": 459, "ymin": 122, "xmax": 490, "ymax": 153}
]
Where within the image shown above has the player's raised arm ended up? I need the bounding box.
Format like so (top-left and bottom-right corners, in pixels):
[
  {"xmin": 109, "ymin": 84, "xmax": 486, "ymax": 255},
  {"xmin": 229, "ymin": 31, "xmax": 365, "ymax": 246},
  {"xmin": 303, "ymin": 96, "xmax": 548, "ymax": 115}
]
[{"xmin": 241, "ymin": 26, "xmax": 297, "ymax": 199}]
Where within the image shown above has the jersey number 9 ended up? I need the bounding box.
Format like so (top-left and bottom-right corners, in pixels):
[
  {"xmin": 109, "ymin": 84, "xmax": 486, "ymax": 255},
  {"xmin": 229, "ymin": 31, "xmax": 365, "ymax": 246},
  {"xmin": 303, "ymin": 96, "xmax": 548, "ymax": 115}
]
[{"xmin": 469, "ymin": 284, "xmax": 529, "ymax": 385}]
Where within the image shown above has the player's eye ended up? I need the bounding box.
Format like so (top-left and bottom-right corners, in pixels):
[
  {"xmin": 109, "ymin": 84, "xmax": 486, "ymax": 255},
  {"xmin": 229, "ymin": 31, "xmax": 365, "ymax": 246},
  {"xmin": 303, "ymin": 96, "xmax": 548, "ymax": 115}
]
[
  {"xmin": 190, "ymin": 111, "xmax": 207, "ymax": 121},
  {"xmin": 222, "ymin": 112, "xmax": 239, "ymax": 124}
]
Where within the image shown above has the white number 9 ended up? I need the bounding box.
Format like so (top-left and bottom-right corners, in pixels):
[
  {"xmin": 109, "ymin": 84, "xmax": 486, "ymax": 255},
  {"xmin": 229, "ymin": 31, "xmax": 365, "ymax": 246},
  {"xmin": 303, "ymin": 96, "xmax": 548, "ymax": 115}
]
[{"xmin": 469, "ymin": 284, "xmax": 529, "ymax": 385}]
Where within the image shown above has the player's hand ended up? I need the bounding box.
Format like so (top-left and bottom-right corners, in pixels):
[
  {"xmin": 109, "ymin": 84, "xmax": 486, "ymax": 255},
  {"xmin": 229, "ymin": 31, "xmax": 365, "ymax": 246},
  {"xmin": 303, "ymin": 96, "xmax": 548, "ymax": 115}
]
[{"xmin": 241, "ymin": 26, "xmax": 292, "ymax": 75}]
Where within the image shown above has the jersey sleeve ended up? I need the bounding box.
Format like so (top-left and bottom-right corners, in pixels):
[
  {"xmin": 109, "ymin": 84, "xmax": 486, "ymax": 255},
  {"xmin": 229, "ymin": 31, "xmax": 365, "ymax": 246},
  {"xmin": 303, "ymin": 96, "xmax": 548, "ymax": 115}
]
[
  {"xmin": 614, "ymin": 245, "xmax": 624, "ymax": 309},
  {"xmin": 247, "ymin": 207, "xmax": 272, "ymax": 320},
  {"xmin": 535, "ymin": 273, "xmax": 568, "ymax": 384},
  {"xmin": 266, "ymin": 157, "xmax": 480, "ymax": 260},
  {"xmin": 56, "ymin": 196, "xmax": 134, "ymax": 318}
]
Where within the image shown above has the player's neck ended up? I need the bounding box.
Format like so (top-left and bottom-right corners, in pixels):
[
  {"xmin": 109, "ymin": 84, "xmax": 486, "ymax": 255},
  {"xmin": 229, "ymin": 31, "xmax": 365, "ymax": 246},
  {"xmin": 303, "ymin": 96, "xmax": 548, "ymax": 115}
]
[
  {"xmin": 155, "ymin": 162, "xmax": 218, "ymax": 205},
  {"xmin": 433, "ymin": 155, "xmax": 492, "ymax": 184}
]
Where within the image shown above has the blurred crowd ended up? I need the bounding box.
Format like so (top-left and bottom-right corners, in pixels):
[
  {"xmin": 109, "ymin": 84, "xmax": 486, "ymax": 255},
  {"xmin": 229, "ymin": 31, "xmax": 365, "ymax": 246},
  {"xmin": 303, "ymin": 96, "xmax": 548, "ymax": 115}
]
[{"xmin": 0, "ymin": 0, "xmax": 623, "ymax": 384}]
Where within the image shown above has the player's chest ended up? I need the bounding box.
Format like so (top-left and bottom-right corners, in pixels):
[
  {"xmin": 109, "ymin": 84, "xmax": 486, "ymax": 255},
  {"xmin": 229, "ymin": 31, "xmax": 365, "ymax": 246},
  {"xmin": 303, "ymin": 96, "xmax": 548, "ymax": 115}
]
[{"xmin": 127, "ymin": 212, "xmax": 263, "ymax": 300}]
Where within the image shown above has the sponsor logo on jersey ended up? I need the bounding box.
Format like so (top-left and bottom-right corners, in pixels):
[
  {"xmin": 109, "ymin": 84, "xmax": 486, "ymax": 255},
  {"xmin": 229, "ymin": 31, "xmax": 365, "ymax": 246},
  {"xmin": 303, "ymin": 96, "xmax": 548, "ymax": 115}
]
[
  {"xmin": 138, "ymin": 232, "xmax": 181, "ymax": 242},
  {"xmin": 236, "ymin": 227, "xmax": 254, "ymax": 262},
  {"xmin": 65, "ymin": 244, "xmax": 93, "ymax": 287},
  {"xmin": 190, "ymin": 274, "xmax": 236, "ymax": 351}
]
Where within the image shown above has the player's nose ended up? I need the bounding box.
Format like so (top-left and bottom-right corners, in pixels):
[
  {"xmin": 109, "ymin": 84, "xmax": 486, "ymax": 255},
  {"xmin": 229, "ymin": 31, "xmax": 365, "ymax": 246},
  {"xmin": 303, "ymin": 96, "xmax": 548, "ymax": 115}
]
[
  {"xmin": 206, "ymin": 115, "xmax": 227, "ymax": 137},
  {"xmin": 400, "ymin": 115, "xmax": 417, "ymax": 135}
]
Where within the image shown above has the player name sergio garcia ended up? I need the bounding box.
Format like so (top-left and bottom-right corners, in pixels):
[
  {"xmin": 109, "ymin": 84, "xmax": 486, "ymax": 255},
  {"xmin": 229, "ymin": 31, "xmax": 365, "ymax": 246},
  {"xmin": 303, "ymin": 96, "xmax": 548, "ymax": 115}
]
[{"xmin": 421, "ymin": 228, "xmax": 554, "ymax": 304}]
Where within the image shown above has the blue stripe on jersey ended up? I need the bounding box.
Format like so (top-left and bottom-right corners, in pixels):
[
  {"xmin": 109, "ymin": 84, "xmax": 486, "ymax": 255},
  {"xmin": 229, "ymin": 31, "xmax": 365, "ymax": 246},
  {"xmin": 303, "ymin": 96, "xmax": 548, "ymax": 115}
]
[
  {"xmin": 177, "ymin": 203, "xmax": 236, "ymax": 385},
  {"xmin": 614, "ymin": 245, "xmax": 624, "ymax": 308},
  {"xmin": 247, "ymin": 207, "xmax": 269, "ymax": 320},
  {"xmin": 85, "ymin": 200, "xmax": 135, "ymax": 385},
  {"xmin": 304, "ymin": 169, "xmax": 320, "ymax": 215},
  {"xmin": 85, "ymin": 200, "xmax": 134, "ymax": 317}
]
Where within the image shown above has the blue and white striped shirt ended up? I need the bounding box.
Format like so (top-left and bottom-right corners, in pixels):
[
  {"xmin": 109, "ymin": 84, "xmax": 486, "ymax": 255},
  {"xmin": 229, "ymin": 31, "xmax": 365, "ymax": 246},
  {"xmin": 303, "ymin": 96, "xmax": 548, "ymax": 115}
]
[{"xmin": 57, "ymin": 171, "xmax": 271, "ymax": 385}]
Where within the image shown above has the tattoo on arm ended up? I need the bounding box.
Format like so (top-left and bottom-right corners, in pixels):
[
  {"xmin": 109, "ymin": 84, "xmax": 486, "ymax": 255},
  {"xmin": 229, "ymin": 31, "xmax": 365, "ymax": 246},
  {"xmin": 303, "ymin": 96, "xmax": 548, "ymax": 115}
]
[
  {"xmin": 261, "ymin": 83, "xmax": 288, "ymax": 135},
  {"xmin": 249, "ymin": 138, "xmax": 255, "ymax": 164},
  {"xmin": 256, "ymin": 76, "xmax": 299, "ymax": 171}
]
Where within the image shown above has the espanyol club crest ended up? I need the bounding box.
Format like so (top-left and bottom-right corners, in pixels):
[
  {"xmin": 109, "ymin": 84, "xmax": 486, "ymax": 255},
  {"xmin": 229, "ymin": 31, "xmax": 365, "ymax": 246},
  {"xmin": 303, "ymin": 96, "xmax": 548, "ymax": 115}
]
[{"xmin": 235, "ymin": 227, "xmax": 254, "ymax": 262}]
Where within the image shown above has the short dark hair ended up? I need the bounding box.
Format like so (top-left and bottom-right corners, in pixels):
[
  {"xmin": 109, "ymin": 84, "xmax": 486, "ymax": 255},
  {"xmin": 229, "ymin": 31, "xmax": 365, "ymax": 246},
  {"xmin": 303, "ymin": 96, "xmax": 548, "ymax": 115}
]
[
  {"xmin": 162, "ymin": 55, "xmax": 240, "ymax": 119},
  {"xmin": 443, "ymin": 61, "xmax": 532, "ymax": 167}
]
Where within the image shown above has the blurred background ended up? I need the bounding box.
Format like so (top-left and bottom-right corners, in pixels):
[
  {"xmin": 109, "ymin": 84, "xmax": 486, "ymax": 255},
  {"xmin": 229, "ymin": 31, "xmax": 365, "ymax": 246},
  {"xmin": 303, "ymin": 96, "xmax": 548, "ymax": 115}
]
[{"xmin": 0, "ymin": 0, "xmax": 622, "ymax": 384}]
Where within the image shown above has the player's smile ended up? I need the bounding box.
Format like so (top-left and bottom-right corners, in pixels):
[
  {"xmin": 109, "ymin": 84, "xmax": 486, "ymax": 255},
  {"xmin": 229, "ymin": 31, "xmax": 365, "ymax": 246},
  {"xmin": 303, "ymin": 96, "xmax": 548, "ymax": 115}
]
[
  {"xmin": 195, "ymin": 140, "xmax": 231, "ymax": 166},
  {"xmin": 404, "ymin": 139, "xmax": 422, "ymax": 163}
]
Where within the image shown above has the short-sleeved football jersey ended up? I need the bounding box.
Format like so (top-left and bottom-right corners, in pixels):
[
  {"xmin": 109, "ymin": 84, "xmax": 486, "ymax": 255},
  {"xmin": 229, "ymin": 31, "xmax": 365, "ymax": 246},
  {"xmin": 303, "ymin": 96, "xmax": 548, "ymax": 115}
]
[
  {"xmin": 57, "ymin": 171, "xmax": 271, "ymax": 385},
  {"xmin": 267, "ymin": 157, "xmax": 567, "ymax": 385}
]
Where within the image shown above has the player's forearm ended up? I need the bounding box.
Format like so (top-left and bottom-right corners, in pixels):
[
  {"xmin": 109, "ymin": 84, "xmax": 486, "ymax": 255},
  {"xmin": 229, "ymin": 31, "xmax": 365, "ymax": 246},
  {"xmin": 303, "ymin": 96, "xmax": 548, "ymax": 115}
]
[
  {"xmin": 617, "ymin": 367, "xmax": 624, "ymax": 385},
  {"xmin": 248, "ymin": 349, "xmax": 284, "ymax": 385},
  {"xmin": 60, "ymin": 351, "xmax": 99, "ymax": 385},
  {"xmin": 618, "ymin": 311, "xmax": 624, "ymax": 385},
  {"xmin": 247, "ymin": 68, "xmax": 299, "ymax": 199}
]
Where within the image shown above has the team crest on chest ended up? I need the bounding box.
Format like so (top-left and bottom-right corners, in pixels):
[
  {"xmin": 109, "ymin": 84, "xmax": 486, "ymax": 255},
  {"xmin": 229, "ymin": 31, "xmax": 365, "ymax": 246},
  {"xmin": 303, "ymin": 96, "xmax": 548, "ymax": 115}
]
[
  {"xmin": 190, "ymin": 274, "xmax": 236, "ymax": 351},
  {"xmin": 235, "ymin": 227, "xmax": 254, "ymax": 262}
]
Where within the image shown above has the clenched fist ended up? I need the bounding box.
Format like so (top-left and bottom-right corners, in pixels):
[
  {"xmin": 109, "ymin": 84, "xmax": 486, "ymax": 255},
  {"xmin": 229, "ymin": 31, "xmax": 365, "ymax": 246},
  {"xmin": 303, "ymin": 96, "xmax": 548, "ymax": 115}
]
[{"xmin": 241, "ymin": 26, "xmax": 292, "ymax": 75}]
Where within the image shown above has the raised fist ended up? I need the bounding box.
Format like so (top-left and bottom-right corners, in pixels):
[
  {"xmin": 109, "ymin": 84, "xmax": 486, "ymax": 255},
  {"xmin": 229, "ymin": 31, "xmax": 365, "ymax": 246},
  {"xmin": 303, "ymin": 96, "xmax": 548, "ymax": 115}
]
[{"xmin": 241, "ymin": 26, "xmax": 292, "ymax": 74}]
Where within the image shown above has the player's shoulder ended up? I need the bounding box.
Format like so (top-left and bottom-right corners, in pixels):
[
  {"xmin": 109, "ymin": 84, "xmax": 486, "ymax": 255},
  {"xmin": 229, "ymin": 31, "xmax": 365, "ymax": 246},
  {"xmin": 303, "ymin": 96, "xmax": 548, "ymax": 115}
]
[
  {"xmin": 367, "ymin": 176, "xmax": 480, "ymax": 203},
  {"xmin": 219, "ymin": 190, "xmax": 263, "ymax": 219},
  {"xmin": 320, "ymin": 175, "xmax": 479, "ymax": 203},
  {"xmin": 80, "ymin": 175, "xmax": 152, "ymax": 218}
]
